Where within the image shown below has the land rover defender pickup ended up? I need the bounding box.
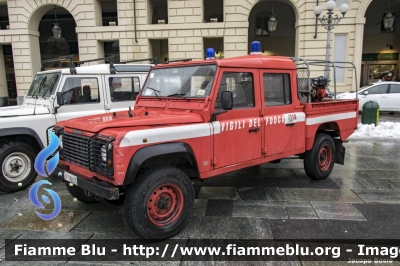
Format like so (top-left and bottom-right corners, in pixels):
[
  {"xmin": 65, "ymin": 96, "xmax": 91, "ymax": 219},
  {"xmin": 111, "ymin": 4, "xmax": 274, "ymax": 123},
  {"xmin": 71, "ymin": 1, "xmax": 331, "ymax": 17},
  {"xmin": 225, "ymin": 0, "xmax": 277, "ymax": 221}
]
[{"xmin": 53, "ymin": 50, "xmax": 359, "ymax": 239}]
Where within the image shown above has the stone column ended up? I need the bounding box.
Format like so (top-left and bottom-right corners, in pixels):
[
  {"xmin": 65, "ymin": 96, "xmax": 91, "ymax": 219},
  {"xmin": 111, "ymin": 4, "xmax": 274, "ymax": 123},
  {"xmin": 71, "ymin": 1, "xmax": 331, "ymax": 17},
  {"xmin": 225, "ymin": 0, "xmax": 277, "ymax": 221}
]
[
  {"xmin": 0, "ymin": 45, "xmax": 9, "ymax": 106},
  {"xmin": 13, "ymin": 33, "xmax": 41, "ymax": 105}
]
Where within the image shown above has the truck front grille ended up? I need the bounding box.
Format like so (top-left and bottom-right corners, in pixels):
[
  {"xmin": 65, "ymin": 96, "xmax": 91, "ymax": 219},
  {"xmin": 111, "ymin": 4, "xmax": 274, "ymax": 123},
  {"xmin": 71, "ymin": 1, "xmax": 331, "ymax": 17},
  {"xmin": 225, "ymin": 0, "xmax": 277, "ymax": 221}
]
[{"xmin": 61, "ymin": 132, "xmax": 114, "ymax": 177}]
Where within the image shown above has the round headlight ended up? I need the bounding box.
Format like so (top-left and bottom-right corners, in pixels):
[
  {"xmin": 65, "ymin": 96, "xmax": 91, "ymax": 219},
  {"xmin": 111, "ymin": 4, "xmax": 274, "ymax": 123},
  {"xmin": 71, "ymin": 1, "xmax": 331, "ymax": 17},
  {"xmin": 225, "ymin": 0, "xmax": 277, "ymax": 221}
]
[{"xmin": 101, "ymin": 145, "xmax": 107, "ymax": 162}]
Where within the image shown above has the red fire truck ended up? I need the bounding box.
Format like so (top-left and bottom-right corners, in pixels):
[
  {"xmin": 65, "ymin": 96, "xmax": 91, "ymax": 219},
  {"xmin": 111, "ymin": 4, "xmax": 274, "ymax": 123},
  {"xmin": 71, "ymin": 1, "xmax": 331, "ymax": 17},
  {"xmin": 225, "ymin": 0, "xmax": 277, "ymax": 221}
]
[{"xmin": 53, "ymin": 42, "xmax": 359, "ymax": 239}]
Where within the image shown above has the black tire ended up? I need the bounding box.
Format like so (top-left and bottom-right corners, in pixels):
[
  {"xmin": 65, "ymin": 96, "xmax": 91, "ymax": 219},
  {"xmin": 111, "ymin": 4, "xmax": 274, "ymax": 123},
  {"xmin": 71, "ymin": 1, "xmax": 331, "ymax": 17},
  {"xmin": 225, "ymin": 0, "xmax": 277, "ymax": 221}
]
[
  {"xmin": 124, "ymin": 166, "xmax": 194, "ymax": 240},
  {"xmin": 66, "ymin": 183, "xmax": 99, "ymax": 204},
  {"xmin": 304, "ymin": 133, "xmax": 335, "ymax": 180},
  {"xmin": 0, "ymin": 141, "xmax": 37, "ymax": 192}
]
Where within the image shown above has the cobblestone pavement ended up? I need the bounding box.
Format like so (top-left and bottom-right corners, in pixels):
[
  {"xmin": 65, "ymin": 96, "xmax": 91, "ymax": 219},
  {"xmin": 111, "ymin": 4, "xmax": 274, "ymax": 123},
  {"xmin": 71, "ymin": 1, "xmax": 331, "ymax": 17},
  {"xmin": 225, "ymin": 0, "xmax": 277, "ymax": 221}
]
[{"xmin": 1, "ymin": 137, "xmax": 400, "ymax": 265}]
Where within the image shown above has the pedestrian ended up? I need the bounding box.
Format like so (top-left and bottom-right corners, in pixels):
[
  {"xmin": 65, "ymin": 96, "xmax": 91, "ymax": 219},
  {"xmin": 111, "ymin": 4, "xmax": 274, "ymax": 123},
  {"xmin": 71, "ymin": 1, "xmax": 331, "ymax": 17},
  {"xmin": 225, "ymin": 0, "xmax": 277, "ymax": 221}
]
[{"xmin": 385, "ymin": 73, "xmax": 394, "ymax": 81}]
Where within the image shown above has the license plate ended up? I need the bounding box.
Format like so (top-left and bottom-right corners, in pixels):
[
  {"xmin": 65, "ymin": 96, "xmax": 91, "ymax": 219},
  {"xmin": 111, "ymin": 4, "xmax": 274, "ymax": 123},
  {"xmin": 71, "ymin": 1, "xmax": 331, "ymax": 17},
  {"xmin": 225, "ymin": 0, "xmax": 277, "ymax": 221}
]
[{"xmin": 64, "ymin": 172, "xmax": 78, "ymax": 186}]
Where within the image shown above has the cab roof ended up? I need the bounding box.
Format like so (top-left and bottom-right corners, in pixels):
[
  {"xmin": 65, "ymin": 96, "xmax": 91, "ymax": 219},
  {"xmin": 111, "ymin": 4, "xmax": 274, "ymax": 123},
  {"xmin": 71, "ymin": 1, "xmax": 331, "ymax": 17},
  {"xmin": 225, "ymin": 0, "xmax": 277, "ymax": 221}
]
[
  {"xmin": 37, "ymin": 63, "xmax": 152, "ymax": 75},
  {"xmin": 151, "ymin": 55, "xmax": 297, "ymax": 70}
]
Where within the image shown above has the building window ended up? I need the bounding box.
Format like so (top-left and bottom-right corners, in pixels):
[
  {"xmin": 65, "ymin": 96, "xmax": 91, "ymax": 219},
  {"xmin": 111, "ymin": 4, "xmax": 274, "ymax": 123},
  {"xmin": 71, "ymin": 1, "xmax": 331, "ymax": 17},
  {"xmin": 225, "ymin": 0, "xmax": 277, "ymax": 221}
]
[
  {"xmin": 203, "ymin": 38, "xmax": 224, "ymax": 59},
  {"xmin": 204, "ymin": 0, "xmax": 223, "ymax": 22},
  {"xmin": 104, "ymin": 41, "xmax": 120, "ymax": 63},
  {"xmin": 333, "ymin": 34, "xmax": 347, "ymax": 83},
  {"xmin": 2, "ymin": 45, "xmax": 16, "ymax": 105},
  {"xmin": 263, "ymin": 73, "xmax": 291, "ymax": 106},
  {"xmin": 149, "ymin": 39, "xmax": 169, "ymax": 62},
  {"xmin": 256, "ymin": 15, "xmax": 270, "ymax": 36},
  {"xmin": 335, "ymin": 0, "xmax": 349, "ymax": 7},
  {"xmin": 0, "ymin": 2, "xmax": 9, "ymax": 30},
  {"xmin": 102, "ymin": 0, "xmax": 118, "ymax": 26},
  {"xmin": 148, "ymin": 0, "xmax": 168, "ymax": 24}
]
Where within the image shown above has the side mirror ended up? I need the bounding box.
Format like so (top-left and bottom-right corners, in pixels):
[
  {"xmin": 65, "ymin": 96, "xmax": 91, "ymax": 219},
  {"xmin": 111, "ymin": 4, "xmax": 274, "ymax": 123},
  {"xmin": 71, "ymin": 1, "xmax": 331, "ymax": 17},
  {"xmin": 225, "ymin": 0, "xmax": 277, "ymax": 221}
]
[
  {"xmin": 56, "ymin": 92, "xmax": 64, "ymax": 106},
  {"xmin": 221, "ymin": 91, "xmax": 233, "ymax": 110},
  {"xmin": 363, "ymin": 91, "xmax": 369, "ymax": 96}
]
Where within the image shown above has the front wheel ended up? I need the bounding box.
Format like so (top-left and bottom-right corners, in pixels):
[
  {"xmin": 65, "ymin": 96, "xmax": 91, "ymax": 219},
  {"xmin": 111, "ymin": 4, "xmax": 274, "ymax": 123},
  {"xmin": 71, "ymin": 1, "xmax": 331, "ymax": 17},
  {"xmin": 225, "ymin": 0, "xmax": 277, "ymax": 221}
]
[
  {"xmin": 304, "ymin": 133, "xmax": 335, "ymax": 180},
  {"xmin": 0, "ymin": 141, "xmax": 37, "ymax": 192},
  {"xmin": 124, "ymin": 166, "xmax": 194, "ymax": 240}
]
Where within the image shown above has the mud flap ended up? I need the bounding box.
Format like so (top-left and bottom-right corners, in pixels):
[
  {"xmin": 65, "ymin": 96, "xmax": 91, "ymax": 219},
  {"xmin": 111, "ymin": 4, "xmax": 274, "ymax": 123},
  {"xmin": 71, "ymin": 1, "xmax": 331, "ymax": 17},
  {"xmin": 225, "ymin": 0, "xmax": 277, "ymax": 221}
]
[{"xmin": 334, "ymin": 139, "xmax": 345, "ymax": 165}]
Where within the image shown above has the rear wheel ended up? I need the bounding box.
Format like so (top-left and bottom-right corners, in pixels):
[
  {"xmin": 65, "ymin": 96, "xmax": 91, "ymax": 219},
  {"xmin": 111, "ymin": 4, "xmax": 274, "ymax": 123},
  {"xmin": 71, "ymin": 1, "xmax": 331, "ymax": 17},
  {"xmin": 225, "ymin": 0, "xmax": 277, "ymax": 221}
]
[
  {"xmin": 304, "ymin": 133, "xmax": 335, "ymax": 180},
  {"xmin": 124, "ymin": 166, "xmax": 194, "ymax": 240},
  {"xmin": 0, "ymin": 141, "xmax": 37, "ymax": 192}
]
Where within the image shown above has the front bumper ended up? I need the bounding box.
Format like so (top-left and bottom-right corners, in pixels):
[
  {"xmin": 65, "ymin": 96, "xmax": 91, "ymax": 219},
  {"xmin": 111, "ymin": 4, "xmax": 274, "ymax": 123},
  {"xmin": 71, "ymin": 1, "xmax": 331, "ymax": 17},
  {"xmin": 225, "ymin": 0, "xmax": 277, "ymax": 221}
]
[{"xmin": 55, "ymin": 167, "xmax": 119, "ymax": 200}]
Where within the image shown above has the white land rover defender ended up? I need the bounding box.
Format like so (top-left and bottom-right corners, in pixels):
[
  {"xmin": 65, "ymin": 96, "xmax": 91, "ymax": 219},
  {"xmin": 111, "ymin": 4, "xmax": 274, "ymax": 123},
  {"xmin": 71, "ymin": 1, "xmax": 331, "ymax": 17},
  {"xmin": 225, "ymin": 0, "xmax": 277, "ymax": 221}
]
[{"xmin": 0, "ymin": 55, "xmax": 155, "ymax": 192}]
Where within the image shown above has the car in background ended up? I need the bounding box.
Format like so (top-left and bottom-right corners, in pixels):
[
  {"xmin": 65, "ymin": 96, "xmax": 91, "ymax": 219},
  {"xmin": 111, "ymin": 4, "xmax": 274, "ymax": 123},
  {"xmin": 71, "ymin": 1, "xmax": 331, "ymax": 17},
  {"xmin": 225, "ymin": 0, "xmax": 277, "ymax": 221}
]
[{"xmin": 336, "ymin": 81, "xmax": 400, "ymax": 112}]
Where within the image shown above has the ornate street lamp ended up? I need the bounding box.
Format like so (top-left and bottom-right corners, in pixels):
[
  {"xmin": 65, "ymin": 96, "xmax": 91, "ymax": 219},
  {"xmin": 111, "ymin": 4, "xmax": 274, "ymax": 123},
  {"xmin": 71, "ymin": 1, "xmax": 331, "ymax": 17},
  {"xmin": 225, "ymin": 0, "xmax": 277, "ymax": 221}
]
[
  {"xmin": 268, "ymin": 0, "xmax": 278, "ymax": 32},
  {"xmin": 47, "ymin": 5, "xmax": 70, "ymax": 56},
  {"xmin": 314, "ymin": 0, "xmax": 349, "ymax": 83},
  {"xmin": 52, "ymin": 23, "xmax": 62, "ymax": 39},
  {"xmin": 52, "ymin": 6, "xmax": 62, "ymax": 39},
  {"xmin": 383, "ymin": 0, "xmax": 395, "ymax": 32}
]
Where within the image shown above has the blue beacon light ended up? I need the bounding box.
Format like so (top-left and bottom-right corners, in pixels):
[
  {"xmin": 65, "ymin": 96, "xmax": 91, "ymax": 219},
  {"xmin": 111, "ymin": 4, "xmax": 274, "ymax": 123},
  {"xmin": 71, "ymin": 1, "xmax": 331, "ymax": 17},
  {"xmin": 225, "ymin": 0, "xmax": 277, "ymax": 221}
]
[
  {"xmin": 206, "ymin": 48, "xmax": 215, "ymax": 60},
  {"xmin": 250, "ymin": 41, "xmax": 262, "ymax": 55}
]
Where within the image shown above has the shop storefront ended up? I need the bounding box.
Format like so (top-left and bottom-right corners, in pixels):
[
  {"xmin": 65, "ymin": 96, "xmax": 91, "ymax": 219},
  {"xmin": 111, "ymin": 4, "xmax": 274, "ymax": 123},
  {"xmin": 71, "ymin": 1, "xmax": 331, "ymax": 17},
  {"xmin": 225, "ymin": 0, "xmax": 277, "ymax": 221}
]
[{"xmin": 361, "ymin": 53, "xmax": 399, "ymax": 86}]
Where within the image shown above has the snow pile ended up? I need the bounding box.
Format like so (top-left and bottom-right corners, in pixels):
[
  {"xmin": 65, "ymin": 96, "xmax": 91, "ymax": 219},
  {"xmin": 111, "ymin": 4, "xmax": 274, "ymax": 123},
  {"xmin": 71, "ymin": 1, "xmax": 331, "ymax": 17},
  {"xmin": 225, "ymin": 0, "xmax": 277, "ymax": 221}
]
[{"xmin": 349, "ymin": 121, "xmax": 400, "ymax": 139}]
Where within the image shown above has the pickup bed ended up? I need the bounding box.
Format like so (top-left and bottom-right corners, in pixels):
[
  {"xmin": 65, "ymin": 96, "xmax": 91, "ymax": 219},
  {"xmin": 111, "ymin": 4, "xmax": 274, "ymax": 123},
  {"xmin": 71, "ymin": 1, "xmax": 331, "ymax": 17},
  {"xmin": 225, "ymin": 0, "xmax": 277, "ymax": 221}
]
[{"xmin": 53, "ymin": 54, "xmax": 359, "ymax": 239}]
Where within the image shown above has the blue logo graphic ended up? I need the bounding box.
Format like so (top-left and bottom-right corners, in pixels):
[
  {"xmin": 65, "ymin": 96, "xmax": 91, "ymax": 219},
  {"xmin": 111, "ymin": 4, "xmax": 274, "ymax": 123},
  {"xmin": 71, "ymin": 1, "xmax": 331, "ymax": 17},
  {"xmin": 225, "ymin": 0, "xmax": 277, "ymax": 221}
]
[
  {"xmin": 30, "ymin": 131, "xmax": 62, "ymax": 220},
  {"xmin": 29, "ymin": 180, "xmax": 62, "ymax": 220},
  {"xmin": 34, "ymin": 132, "xmax": 60, "ymax": 177}
]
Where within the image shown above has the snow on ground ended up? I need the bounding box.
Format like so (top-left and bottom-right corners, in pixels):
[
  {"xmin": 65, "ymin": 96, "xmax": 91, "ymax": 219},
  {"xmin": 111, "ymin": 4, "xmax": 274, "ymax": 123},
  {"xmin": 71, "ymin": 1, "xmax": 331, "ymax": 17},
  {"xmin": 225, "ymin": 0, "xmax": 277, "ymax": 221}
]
[{"xmin": 349, "ymin": 121, "xmax": 400, "ymax": 139}]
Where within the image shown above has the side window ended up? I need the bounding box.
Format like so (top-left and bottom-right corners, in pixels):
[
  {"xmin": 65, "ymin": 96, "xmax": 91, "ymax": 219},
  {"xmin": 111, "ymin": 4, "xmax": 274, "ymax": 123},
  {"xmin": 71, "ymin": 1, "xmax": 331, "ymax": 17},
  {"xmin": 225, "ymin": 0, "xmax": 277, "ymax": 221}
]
[
  {"xmin": 61, "ymin": 78, "xmax": 100, "ymax": 105},
  {"xmin": 215, "ymin": 72, "xmax": 254, "ymax": 109},
  {"xmin": 389, "ymin": 84, "xmax": 400, "ymax": 93},
  {"xmin": 264, "ymin": 73, "xmax": 291, "ymax": 106},
  {"xmin": 110, "ymin": 77, "xmax": 140, "ymax": 102},
  {"xmin": 367, "ymin": 84, "xmax": 387, "ymax": 95}
]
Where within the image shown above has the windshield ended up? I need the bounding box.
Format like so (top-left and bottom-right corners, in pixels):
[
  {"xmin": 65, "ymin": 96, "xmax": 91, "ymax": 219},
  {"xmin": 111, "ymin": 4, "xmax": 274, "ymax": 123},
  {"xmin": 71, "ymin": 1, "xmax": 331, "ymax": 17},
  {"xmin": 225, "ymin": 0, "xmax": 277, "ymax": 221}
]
[
  {"xmin": 141, "ymin": 65, "xmax": 216, "ymax": 98},
  {"xmin": 27, "ymin": 73, "xmax": 60, "ymax": 97}
]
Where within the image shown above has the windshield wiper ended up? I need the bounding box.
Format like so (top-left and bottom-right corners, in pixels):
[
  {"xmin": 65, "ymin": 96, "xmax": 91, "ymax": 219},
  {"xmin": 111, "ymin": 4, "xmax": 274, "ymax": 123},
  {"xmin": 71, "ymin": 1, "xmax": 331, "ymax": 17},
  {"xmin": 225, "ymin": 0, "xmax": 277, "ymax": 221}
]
[
  {"xmin": 41, "ymin": 78, "xmax": 57, "ymax": 98},
  {"xmin": 167, "ymin": 93, "xmax": 188, "ymax": 100},
  {"xmin": 34, "ymin": 76, "xmax": 47, "ymax": 97},
  {"xmin": 146, "ymin": 87, "xmax": 161, "ymax": 99}
]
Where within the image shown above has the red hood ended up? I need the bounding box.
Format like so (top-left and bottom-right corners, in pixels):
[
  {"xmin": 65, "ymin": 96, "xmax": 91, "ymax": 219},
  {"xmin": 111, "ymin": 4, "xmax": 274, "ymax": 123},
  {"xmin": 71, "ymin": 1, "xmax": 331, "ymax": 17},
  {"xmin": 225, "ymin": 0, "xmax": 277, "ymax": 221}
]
[{"xmin": 61, "ymin": 110, "xmax": 204, "ymax": 133}]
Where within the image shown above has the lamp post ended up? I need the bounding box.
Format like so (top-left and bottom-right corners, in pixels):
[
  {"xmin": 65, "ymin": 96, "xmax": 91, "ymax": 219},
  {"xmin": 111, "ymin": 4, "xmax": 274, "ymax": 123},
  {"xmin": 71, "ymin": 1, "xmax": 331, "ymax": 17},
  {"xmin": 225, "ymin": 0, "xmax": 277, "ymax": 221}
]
[{"xmin": 314, "ymin": 0, "xmax": 349, "ymax": 83}]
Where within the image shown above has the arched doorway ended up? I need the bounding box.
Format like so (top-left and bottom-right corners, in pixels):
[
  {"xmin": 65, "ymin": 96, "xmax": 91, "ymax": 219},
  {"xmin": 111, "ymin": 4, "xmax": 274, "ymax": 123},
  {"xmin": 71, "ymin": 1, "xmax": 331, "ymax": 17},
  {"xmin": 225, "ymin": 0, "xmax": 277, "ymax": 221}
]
[
  {"xmin": 361, "ymin": 0, "xmax": 400, "ymax": 86},
  {"xmin": 37, "ymin": 6, "xmax": 78, "ymax": 69},
  {"xmin": 248, "ymin": 0, "xmax": 297, "ymax": 56}
]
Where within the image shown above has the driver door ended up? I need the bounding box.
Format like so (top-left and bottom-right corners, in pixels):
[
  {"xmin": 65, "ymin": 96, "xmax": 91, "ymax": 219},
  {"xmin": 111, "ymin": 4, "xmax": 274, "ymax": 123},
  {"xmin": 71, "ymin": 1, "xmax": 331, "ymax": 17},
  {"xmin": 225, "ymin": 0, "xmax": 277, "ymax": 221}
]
[{"xmin": 212, "ymin": 69, "xmax": 263, "ymax": 168}]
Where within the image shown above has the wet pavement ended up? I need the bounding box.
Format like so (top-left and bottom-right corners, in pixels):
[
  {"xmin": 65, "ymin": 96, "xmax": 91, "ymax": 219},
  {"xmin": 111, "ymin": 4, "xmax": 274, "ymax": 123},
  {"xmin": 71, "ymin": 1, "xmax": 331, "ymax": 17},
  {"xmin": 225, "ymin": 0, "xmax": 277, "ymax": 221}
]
[{"xmin": 1, "ymin": 115, "xmax": 400, "ymax": 265}]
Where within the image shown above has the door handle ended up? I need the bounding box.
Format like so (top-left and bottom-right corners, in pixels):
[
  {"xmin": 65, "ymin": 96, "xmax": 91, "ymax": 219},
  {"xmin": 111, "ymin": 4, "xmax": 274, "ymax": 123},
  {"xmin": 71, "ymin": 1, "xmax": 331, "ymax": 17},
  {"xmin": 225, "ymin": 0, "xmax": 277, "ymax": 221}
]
[
  {"xmin": 249, "ymin": 128, "xmax": 260, "ymax": 133},
  {"xmin": 286, "ymin": 123, "xmax": 295, "ymax": 127}
]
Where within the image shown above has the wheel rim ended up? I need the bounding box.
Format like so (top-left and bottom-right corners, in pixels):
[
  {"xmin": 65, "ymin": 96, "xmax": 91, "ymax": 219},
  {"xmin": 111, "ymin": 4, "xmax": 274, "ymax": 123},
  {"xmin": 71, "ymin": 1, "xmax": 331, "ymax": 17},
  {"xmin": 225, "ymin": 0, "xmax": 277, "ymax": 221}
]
[
  {"xmin": 2, "ymin": 152, "xmax": 32, "ymax": 183},
  {"xmin": 147, "ymin": 183, "xmax": 184, "ymax": 227},
  {"xmin": 318, "ymin": 144, "xmax": 332, "ymax": 172}
]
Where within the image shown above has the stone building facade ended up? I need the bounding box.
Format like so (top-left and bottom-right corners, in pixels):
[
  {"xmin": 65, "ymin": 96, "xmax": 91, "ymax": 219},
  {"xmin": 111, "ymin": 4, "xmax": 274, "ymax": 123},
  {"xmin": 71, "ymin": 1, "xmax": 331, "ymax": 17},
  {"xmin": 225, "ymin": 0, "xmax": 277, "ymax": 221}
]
[{"xmin": 0, "ymin": 0, "xmax": 399, "ymax": 105}]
